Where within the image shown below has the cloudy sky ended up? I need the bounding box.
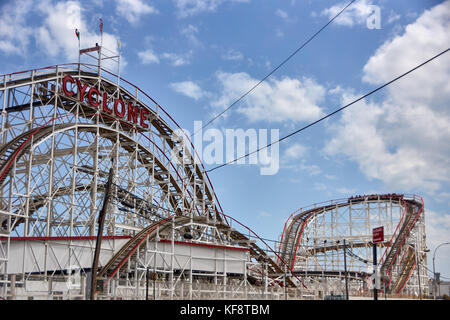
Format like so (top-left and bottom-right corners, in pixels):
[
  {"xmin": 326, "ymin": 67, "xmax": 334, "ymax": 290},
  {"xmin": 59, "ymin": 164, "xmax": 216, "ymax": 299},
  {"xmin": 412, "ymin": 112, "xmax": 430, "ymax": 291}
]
[{"xmin": 1, "ymin": 0, "xmax": 450, "ymax": 279}]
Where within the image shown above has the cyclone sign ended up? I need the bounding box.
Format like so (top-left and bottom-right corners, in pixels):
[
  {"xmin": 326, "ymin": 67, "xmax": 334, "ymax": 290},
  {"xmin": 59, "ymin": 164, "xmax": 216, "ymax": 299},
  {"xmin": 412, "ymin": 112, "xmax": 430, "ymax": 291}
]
[{"xmin": 61, "ymin": 74, "xmax": 150, "ymax": 129}]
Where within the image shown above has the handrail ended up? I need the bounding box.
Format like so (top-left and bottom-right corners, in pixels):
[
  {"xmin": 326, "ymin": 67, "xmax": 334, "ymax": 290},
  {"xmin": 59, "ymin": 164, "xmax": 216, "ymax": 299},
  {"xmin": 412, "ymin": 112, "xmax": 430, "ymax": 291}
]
[
  {"xmin": 384, "ymin": 197, "xmax": 424, "ymax": 290},
  {"xmin": 107, "ymin": 214, "xmax": 177, "ymax": 279},
  {"xmin": 359, "ymin": 196, "xmax": 423, "ymax": 295},
  {"xmin": 217, "ymin": 211, "xmax": 308, "ymax": 289},
  {"xmin": 378, "ymin": 197, "xmax": 409, "ymax": 265},
  {"xmin": 276, "ymin": 210, "xmax": 296, "ymax": 265},
  {"xmin": 279, "ymin": 194, "xmax": 410, "ymax": 268},
  {"xmin": 396, "ymin": 260, "xmax": 416, "ymax": 294}
]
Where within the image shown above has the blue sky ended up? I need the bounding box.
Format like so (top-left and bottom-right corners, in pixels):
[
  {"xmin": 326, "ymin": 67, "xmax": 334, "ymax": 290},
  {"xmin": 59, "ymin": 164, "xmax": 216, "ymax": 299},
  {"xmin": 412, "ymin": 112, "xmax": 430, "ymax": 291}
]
[{"xmin": 1, "ymin": 0, "xmax": 450, "ymax": 279}]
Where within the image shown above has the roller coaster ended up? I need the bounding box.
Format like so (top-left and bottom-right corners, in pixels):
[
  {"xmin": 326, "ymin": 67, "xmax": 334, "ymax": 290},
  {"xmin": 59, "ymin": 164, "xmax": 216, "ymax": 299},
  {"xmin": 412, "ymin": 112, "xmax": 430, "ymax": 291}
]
[
  {"xmin": 277, "ymin": 194, "xmax": 428, "ymax": 298},
  {"xmin": 0, "ymin": 52, "xmax": 428, "ymax": 299},
  {"xmin": 0, "ymin": 60, "xmax": 302, "ymax": 300}
]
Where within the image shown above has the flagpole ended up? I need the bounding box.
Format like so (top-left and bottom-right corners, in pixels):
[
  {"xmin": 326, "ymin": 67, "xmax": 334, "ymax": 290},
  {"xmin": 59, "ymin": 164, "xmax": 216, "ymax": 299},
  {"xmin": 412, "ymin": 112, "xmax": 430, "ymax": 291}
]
[
  {"xmin": 117, "ymin": 38, "xmax": 121, "ymax": 87},
  {"xmin": 76, "ymin": 29, "xmax": 81, "ymax": 71},
  {"xmin": 78, "ymin": 38, "xmax": 80, "ymax": 66},
  {"xmin": 100, "ymin": 18, "xmax": 103, "ymax": 47},
  {"xmin": 99, "ymin": 18, "xmax": 103, "ymax": 76}
]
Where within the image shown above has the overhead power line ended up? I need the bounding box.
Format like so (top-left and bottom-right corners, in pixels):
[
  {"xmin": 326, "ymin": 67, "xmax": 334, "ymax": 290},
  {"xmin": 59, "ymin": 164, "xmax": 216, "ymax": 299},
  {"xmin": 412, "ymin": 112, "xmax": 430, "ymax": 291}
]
[
  {"xmin": 205, "ymin": 47, "xmax": 450, "ymax": 174},
  {"xmin": 194, "ymin": 0, "xmax": 356, "ymax": 136}
]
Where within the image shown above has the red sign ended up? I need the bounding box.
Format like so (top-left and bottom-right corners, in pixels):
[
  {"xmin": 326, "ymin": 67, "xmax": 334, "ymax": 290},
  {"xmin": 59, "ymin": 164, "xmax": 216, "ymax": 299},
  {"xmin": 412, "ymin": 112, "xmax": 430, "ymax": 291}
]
[
  {"xmin": 79, "ymin": 46, "xmax": 101, "ymax": 55},
  {"xmin": 373, "ymin": 226, "xmax": 384, "ymax": 244},
  {"xmin": 61, "ymin": 74, "xmax": 150, "ymax": 129}
]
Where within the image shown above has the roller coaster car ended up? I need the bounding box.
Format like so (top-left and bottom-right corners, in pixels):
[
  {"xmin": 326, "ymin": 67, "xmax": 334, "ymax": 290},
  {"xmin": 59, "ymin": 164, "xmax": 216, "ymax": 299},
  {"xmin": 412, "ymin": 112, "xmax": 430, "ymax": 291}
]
[{"xmin": 348, "ymin": 193, "xmax": 404, "ymax": 203}]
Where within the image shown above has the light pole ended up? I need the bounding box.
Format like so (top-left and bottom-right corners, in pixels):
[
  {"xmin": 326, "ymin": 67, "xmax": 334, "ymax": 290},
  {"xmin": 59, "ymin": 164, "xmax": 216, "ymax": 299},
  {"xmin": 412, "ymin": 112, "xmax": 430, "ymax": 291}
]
[
  {"xmin": 433, "ymin": 242, "xmax": 450, "ymax": 300},
  {"xmin": 343, "ymin": 239, "xmax": 349, "ymax": 300},
  {"xmin": 146, "ymin": 267, "xmax": 149, "ymax": 301},
  {"xmin": 90, "ymin": 168, "xmax": 114, "ymax": 300}
]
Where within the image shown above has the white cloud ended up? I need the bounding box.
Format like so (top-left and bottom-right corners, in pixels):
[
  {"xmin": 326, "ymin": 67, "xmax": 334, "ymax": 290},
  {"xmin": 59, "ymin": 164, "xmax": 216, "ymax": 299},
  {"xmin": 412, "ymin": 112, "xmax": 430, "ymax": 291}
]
[
  {"xmin": 161, "ymin": 52, "xmax": 192, "ymax": 66},
  {"xmin": 280, "ymin": 143, "xmax": 321, "ymax": 176},
  {"xmin": 276, "ymin": 9, "xmax": 288, "ymax": 20},
  {"xmin": 337, "ymin": 187, "xmax": 357, "ymax": 195},
  {"xmin": 170, "ymin": 81, "xmax": 206, "ymax": 100},
  {"xmin": 425, "ymin": 209, "xmax": 450, "ymax": 276},
  {"xmin": 282, "ymin": 160, "xmax": 321, "ymax": 176},
  {"xmin": 426, "ymin": 210, "xmax": 450, "ymax": 249},
  {"xmin": 436, "ymin": 192, "xmax": 450, "ymax": 202},
  {"xmin": 138, "ymin": 49, "xmax": 160, "ymax": 64},
  {"xmin": 180, "ymin": 24, "xmax": 201, "ymax": 46},
  {"xmin": 33, "ymin": 0, "xmax": 122, "ymax": 69},
  {"xmin": 221, "ymin": 49, "xmax": 244, "ymax": 61},
  {"xmin": 0, "ymin": 0, "xmax": 33, "ymax": 55},
  {"xmin": 314, "ymin": 182, "xmax": 327, "ymax": 191},
  {"xmin": 324, "ymin": 88, "xmax": 449, "ymax": 192},
  {"xmin": 212, "ymin": 72, "xmax": 325, "ymax": 123},
  {"xmin": 284, "ymin": 143, "xmax": 308, "ymax": 160},
  {"xmin": 324, "ymin": 1, "xmax": 450, "ymax": 192},
  {"xmin": 92, "ymin": 0, "xmax": 104, "ymax": 6},
  {"xmin": 0, "ymin": 40, "xmax": 22, "ymax": 55},
  {"xmin": 298, "ymin": 161, "xmax": 321, "ymax": 176},
  {"xmin": 0, "ymin": 0, "xmax": 124, "ymax": 68},
  {"xmin": 320, "ymin": 0, "xmax": 375, "ymax": 27},
  {"xmin": 387, "ymin": 11, "xmax": 401, "ymax": 24},
  {"xmin": 115, "ymin": 0, "xmax": 158, "ymax": 24},
  {"xmin": 174, "ymin": 0, "xmax": 250, "ymax": 18},
  {"xmin": 362, "ymin": 2, "xmax": 450, "ymax": 91},
  {"xmin": 138, "ymin": 49, "xmax": 192, "ymax": 67}
]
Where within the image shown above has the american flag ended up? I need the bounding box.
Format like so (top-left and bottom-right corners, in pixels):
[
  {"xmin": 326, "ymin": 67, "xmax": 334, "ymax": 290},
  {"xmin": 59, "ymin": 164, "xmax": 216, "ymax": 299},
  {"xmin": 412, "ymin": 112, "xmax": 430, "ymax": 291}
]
[{"xmin": 99, "ymin": 18, "xmax": 103, "ymax": 34}]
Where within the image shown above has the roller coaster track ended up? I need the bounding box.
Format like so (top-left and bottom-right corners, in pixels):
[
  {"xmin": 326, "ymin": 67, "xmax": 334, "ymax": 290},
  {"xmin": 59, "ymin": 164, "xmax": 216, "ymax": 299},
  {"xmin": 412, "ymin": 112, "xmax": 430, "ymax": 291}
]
[
  {"xmin": 278, "ymin": 194, "xmax": 424, "ymax": 292},
  {"xmin": 0, "ymin": 123, "xmax": 191, "ymax": 229},
  {"xmin": 277, "ymin": 196, "xmax": 383, "ymax": 270},
  {"xmin": 0, "ymin": 66, "xmax": 225, "ymax": 224},
  {"xmin": 391, "ymin": 246, "xmax": 416, "ymax": 294},
  {"xmin": 277, "ymin": 203, "xmax": 343, "ymax": 271},
  {"xmin": 0, "ymin": 123, "xmax": 74, "ymax": 185},
  {"xmin": 62, "ymin": 70, "xmax": 223, "ymax": 223},
  {"xmin": 0, "ymin": 65, "xmax": 301, "ymax": 291},
  {"xmin": 379, "ymin": 197, "xmax": 424, "ymax": 293},
  {"xmin": 97, "ymin": 214, "xmax": 180, "ymax": 279},
  {"xmin": 97, "ymin": 214, "xmax": 297, "ymax": 287},
  {"xmin": 3, "ymin": 183, "xmax": 163, "ymax": 231}
]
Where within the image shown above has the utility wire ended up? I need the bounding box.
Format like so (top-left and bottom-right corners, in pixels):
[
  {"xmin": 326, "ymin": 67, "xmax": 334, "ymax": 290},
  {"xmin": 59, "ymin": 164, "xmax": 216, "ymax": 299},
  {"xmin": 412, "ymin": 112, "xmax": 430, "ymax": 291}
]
[
  {"xmin": 205, "ymin": 47, "xmax": 450, "ymax": 173},
  {"xmin": 423, "ymin": 265, "xmax": 450, "ymax": 280},
  {"xmin": 193, "ymin": 0, "xmax": 356, "ymax": 136},
  {"xmin": 109, "ymin": 183, "xmax": 281, "ymax": 245}
]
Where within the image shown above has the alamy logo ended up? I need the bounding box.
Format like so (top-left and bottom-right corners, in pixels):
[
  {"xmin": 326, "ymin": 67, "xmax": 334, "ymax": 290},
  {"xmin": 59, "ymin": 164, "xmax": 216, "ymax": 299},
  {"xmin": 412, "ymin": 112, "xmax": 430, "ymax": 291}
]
[
  {"xmin": 66, "ymin": 265, "xmax": 82, "ymax": 290},
  {"xmin": 170, "ymin": 121, "xmax": 280, "ymax": 175},
  {"xmin": 367, "ymin": 5, "xmax": 381, "ymax": 30}
]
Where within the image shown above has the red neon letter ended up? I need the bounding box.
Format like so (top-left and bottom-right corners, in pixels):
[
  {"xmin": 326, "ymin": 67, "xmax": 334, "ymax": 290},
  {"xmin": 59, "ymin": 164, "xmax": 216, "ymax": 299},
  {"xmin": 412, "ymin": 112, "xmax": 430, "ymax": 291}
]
[
  {"xmin": 88, "ymin": 87, "xmax": 100, "ymax": 108},
  {"xmin": 127, "ymin": 102, "xmax": 139, "ymax": 124},
  {"xmin": 75, "ymin": 79, "xmax": 89, "ymax": 102},
  {"xmin": 62, "ymin": 75, "xmax": 75, "ymax": 97},
  {"xmin": 140, "ymin": 108, "xmax": 150, "ymax": 129},
  {"xmin": 114, "ymin": 98, "xmax": 126, "ymax": 118},
  {"xmin": 102, "ymin": 92, "xmax": 112, "ymax": 114}
]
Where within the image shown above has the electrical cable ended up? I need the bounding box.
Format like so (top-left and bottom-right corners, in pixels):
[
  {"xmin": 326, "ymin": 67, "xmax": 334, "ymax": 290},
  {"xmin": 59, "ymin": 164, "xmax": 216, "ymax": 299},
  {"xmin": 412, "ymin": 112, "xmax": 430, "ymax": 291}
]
[
  {"xmin": 193, "ymin": 0, "xmax": 356, "ymax": 136},
  {"xmin": 205, "ymin": 47, "xmax": 450, "ymax": 173},
  {"xmin": 423, "ymin": 265, "xmax": 450, "ymax": 280},
  {"xmin": 108, "ymin": 183, "xmax": 281, "ymax": 248}
]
